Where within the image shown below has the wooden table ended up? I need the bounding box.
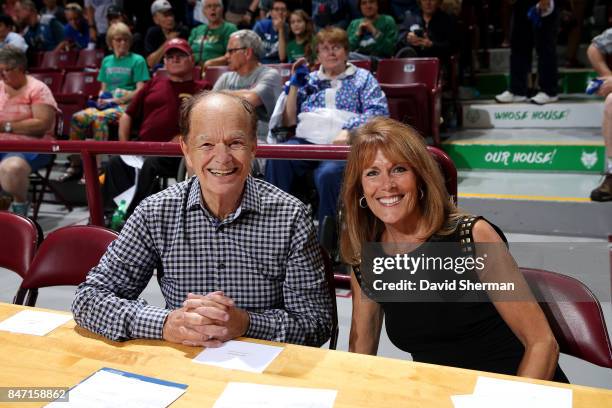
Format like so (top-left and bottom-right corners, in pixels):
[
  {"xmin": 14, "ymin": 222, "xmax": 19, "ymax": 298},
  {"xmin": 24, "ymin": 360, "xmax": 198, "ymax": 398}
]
[{"xmin": 0, "ymin": 303, "xmax": 610, "ymax": 407}]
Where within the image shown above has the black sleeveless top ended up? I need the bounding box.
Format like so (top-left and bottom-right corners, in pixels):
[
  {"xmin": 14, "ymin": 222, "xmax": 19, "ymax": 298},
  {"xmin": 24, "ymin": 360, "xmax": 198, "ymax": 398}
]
[{"xmin": 355, "ymin": 216, "xmax": 568, "ymax": 382}]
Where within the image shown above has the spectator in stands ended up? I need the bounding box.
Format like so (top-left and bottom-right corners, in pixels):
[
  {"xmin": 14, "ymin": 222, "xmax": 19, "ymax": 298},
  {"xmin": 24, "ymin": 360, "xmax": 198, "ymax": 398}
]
[
  {"xmin": 279, "ymin": 9, "xmax": 314, "ymax": 63},
  {"xmin": 347, "ymin": 0, "xmax": 397, "ymax": 60},
  {"xmin": 62, "ymin": 22, "xmax": 149, "ymax": 180},
  {"xmin": 14, "ymin": 0, "xmax": 64, "ymax": 52},
  {"xmin": 311, "ymin": 0, "xmax": 351, "ymax": 31},
  {"xmin": 213, "ymin": 29, "xmax": 281, "ymax": 143},
  {"xmin": 145, "ymin": 0, "xmax": 190, "ymax": 70},
  {"xmin": 396, "ymin": 0, "xmax": 457, "ymax": 62},
  {"xmin": 224, "ymin": 0, "xmax": 259, "ymax": 29},
  {"xmin": 265, "ymin": 27, "xmax": 388, "ymax": 234},
  {"xmin": 72, "ymin": 91, "xmax": 333, "ymax": 348},
  {"xmin": 101, "ymin": 38, "xmax": 211, "ymax": 219},
  {"xmin": 495, "ymin": 0, "xmax": 559, "ymax": 105},
  {"xmin": 0, "ymin": 47, "xmax": 57, "ymax": 216},
  {"xmin": 253, "ymin": 0, "xmax": 288, "ymax": 63},
  {"xmin": 84, "ymin": 0, "xmax": 114, "ymax": 49},
  {"xmin": 2, "ymin": 0, "xmax": 18, "ymax": 25},
  {"xmin": 188, "ymin": 0, "xmax": 237, "ymax": 69},
  {"xmin": 0, "ymin": 15, "xmax": 28, "ymax": 52},
  {"xmin": 56, "ymin": 3, "xmax": 90, "ymax": 51},
  {"xmin": 342, "ymin": 117, "xmax": 568, "ymax": 382},
  {"xmin": 587, "ymin": 28, "xmax": 612, "ymax": 202},
  {"xmin": 40, "ymin": 0, "xmax": 66, "ymax": 24}
]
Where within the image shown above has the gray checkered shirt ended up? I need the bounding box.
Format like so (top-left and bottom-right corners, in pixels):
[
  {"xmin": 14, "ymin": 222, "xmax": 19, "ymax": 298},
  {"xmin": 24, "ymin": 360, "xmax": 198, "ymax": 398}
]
[{"xmin": 72, "ymin": 176, "xmax": 332, "ymax": 347}]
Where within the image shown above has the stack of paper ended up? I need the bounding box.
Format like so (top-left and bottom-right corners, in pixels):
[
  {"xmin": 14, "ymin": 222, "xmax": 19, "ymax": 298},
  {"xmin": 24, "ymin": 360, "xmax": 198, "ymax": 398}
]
[
  {"xmin": 213, "ymin": 382, "xmax": 337, "ymax": 408},
  {"xmin": 46, "ymin": 367, "xmax": 187, "ymax": 408},
  {"xmin": 451, "ymin": 376, "xmax": 572, "ymax": 408},
  {"xmin": 193, "ymin": 340, "xmax": 284, "ymax": 373}
]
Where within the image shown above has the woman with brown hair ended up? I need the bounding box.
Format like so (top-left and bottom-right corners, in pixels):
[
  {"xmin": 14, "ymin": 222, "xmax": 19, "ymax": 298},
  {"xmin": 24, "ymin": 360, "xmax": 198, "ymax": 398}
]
[{"xmin": 341, "ymin": 116, "xmax": 568, "ymax": 381}]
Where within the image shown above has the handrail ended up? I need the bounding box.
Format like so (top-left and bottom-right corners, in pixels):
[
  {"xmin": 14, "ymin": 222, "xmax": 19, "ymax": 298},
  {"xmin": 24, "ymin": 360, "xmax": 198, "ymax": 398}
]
[{"xmin": 0, "ymin": 140, "xmax": 456, "ymax": 226}]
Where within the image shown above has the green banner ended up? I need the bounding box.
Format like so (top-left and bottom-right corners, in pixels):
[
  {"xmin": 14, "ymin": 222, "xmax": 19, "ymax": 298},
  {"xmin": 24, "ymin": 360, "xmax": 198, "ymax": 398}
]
[
  {"xmin": 443, "ymin": 143, "xmax": 605, "ymax": 172},
  {"xmin": 472, "ymin": 71, "xmax": 598, "ymax": 97}
]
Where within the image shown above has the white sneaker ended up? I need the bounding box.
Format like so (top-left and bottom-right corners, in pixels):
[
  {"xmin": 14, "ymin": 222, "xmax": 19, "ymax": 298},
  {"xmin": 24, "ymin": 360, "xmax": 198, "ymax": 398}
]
[
  {"xmin": 530, "ymin": 92, "xmax": 559, "ymax": 105},
  {"xmin": 495, "ymin": 91, "xmax": 527, "ymax": 103}
]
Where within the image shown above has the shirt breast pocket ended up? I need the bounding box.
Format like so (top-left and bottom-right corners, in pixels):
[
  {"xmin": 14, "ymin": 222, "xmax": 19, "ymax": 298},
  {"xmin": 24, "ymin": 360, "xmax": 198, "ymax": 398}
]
[{"xmin": 220, "ymin": 256, "xmax": 285, "ymax": 310}]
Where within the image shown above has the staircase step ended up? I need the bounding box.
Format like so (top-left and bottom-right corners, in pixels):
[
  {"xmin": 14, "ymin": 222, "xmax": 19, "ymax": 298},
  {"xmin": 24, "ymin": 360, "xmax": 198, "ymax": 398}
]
[
  {"xmin": 461, "ymin": 99, "xmax": 603, "ymax": 129},
  {"xmin": 457, "ymin": 170, "xmax": 611, "ymax": 237},
  {"xmin": 467, "ymin": 69, "xmax": 598, "ymax": 98},
  {"xmin": 442, "ymin": 128, "xmax": 605, "ymax": 172}
]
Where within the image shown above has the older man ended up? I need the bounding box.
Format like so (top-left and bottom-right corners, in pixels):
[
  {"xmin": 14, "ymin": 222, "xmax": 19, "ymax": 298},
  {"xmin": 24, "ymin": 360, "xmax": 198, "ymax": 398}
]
[
  {"xmin": 188, "ymin": 0, "xmax": 237, "ymax": 68},
  {"xmin": 213, "ymin": 29, "xmax": 281, "ymax": 143},
  {"xmin": 587, "ymin": 28, "xmax": 612, "ymax": 202},
  {"xmin": 0, "ymin": 47, "xmax": 57, "ymax": 216},
  {"xmin": 14, "ymin": 0, "xmax": 64, "ymax": 53},
  {"xmin": 144, "ymin": 0, "xmax": 190, "ymax": 69},
  {"xmin": 72, "ymin": 91, "xmax": 332, "ymax": 348},
  {"xmin": 100, "ymin": 38, "xmax": 210, "ymax": 220}
]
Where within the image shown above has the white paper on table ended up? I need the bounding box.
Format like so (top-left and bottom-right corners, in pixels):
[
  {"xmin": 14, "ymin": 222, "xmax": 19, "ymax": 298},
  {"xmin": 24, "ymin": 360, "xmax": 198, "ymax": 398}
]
[
  {"xmin": 451, "ymin": 394, "xmax": 549, "ymax": 408},
  {"xmin": 0, "ymin": 310, "xmax": 72, "ymax": 336},
  {"xmin": 193, "ymin": 340, "xmax": 284, "ymax": 373},
  {"xmin": 469, "ymin": 376, "xmax": 572, "ymax": 408},
  {"xmin": 213, "ymin": 382, "xmax": 337, "ymax": 408},
  {"xmin": 45, "ymin": 367, "xmax": 187, "ymax": 408}
]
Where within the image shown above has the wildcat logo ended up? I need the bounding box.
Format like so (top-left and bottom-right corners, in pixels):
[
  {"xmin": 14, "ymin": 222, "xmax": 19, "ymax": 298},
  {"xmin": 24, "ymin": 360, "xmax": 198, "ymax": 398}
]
[
  {"xmin": 580, "ymin": 151, "xmax": 598, "ymax": 169},
  {"xmin": 466, "ymin": 109, "xmax": 480, "ymax": 124}
]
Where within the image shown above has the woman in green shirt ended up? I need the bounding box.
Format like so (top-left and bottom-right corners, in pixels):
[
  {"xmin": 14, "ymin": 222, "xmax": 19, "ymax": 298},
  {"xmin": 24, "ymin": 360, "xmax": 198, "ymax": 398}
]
[
  {"xmin": 63, "ymin": 22, "xmax": 149, "ymax": 180},
  {"xmin": 188, "ymin": 0, "xmax": 237, "ymax": 69},
  {"xmin": 279, "ymin": 9, "xmax": 314, "ymax": 63}
]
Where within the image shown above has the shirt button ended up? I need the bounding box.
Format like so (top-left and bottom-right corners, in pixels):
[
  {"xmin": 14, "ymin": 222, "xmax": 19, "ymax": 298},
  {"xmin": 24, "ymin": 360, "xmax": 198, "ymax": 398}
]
[{"xmin": 218, "ymin": 263, "xmax": 225, "ymax": 269}]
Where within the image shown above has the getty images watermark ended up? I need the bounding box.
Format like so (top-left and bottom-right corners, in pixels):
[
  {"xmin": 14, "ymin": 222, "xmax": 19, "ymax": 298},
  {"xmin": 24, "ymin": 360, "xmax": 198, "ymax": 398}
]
[{"xmin": 357, "ymin": 242, "xmax": 608, "ymax": 303}]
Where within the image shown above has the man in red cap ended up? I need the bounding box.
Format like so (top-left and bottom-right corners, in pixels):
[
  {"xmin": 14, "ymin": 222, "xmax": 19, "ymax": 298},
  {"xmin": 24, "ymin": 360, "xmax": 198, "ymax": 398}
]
[{"xmin": 101, "ymin": 38, "xmax": 211, "ymax": 225}]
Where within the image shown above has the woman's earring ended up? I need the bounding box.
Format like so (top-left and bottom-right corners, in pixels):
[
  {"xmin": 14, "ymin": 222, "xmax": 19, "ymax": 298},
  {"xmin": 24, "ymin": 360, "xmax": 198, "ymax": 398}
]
[
  {"xmin": 359, "ymin": 196, "xmax": 368, "ymax": 208},
  {"xmin": 419, "ymin": 188, "xmax": 424, "ymax": 200}
]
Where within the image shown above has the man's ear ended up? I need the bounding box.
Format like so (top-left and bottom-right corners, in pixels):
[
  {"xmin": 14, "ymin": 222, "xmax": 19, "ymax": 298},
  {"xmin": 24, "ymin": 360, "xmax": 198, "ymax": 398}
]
[{"xmin": 179, "ymin": 136, "xmax": 193, "ymax": 169}]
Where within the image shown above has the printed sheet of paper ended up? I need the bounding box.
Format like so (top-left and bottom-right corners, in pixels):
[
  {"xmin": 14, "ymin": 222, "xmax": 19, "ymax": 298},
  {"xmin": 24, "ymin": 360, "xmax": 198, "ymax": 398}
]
[
  {"xmin": 213, "ymin": 382, "xmax": 338, "ymax": 408},
  {"xmin": 0, "ymin": 310, "xmax": 72, "ymax": 336},
  {"xmin": 46, "ymin": 367, "xmax": 187, "ymax": 408},
  {"xmin": 451, "ymin": 376, "xmax": 572, "ymax": 408},
  {"xmin": 193, "ymin": 340, "xmax": 284, "ymax": 373}
]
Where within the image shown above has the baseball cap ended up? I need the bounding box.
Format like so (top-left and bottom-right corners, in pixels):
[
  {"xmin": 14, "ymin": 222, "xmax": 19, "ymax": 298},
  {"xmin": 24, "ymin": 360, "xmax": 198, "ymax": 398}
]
[
  {"xmin": 164, "ymin": 38, "xmax": 192, "ymax": 55},
  {"xmin": 106, "ymin": 5, "xmax": 123, "ymax": 18},
  {"xmin": 151, "ymin": 0, "xmax": 173, "ymax": 15}
]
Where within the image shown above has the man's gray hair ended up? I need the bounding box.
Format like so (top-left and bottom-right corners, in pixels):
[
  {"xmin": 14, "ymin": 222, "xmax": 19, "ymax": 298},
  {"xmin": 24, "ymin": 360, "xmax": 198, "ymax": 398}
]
[
  {"xmin": 230, "ymin": 30, "xmax": 263, "ymax": 60},
  {"xmin": 0, "ymin": 46, "xmax": 27, "ymax": 70}
]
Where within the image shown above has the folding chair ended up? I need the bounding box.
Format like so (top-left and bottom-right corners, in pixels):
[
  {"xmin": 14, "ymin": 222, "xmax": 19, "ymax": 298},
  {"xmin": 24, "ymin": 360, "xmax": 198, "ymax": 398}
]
[
  {"xmin": 377, "ymin": 58, "xmax": 442, "ymax": 145},
  {"xmin": 521, "ymin": 267, "xmax": 612, "ymax": 368},
  {"xmin": 202, "ymin": 65, "xmax": 231, "ymax": 86},
  {"xmin": 29, "ymin": 50, "xmax": 79, "ymax": 73},
  {"xmin": 55, "ymin": 71, "xmax": 101, "ymax": 136},
  {"xmin": 16, "ymin": 225, "xmax": 118, "ymax": 306},
  {"xmin": 29, "ymin": 71, "xmax": 64, "ymax": 94},
  {"xmin": 29, "ymin": 111, "xmax": 73, "ymax": 220},
  {"xmin": 320, "ymin": 246, "xmax": 339, "ymax": 349},
  {"xmin": 266, "ymin": 63, "xmax": 293, "ymax": 84},
  {"xmin": 75, "ymin": 49, "xmax": 105, "ymax": 69},
  {"xmin": 0, "ymin": 211, "xmax": 42, "ymax": 303}
]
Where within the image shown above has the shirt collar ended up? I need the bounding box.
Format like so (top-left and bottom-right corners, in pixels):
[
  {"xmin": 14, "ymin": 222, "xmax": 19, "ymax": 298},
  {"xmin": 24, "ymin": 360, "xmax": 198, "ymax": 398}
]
[
  {"xmin": 317, "ymin": 62, "xmax": 357, "ymax": 81},
  {"xmin": 186, "ymin": 175, "xmax": 262, "ymax": 218}
]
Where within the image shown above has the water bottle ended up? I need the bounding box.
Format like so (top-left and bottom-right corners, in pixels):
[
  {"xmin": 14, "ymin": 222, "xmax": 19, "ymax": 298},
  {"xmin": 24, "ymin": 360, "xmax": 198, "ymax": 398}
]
[{"xmin": 110, "ymin": 200, "xmax": 128, "ymax": 231}]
